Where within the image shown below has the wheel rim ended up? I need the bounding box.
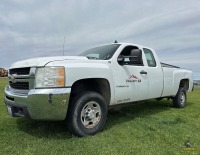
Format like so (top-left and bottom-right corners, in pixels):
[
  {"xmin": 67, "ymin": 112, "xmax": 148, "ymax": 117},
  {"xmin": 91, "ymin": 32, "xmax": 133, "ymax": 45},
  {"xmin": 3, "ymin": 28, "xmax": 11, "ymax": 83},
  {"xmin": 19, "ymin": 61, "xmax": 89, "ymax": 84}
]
[
  {"xmin": 180, "ymin": 92, "xmax": 185, "ymax": 105},
  {"xmin": 81, "ymin": 101, "xmax": 101, "ymax": 128}
]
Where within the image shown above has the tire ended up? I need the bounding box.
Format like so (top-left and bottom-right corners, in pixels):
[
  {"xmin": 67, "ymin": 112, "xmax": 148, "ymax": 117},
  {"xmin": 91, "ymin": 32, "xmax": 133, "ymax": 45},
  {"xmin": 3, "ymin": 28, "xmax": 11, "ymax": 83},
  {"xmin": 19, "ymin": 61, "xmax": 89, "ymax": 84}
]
[
  {"xmin": 66, "ymin": 91, "xmax": 108, "ymax": 137},
  {"xmin": 173, "ymin": 87, "xmax": 186, "ymax": 108}
]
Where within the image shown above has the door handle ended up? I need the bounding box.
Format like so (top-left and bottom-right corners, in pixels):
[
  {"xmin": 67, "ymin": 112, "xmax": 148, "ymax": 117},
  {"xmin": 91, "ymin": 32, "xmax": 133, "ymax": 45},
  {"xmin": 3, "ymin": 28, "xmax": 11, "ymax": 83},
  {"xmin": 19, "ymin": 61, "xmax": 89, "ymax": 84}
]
[{"xmin": 140, "ymin": 70, "xmax": 147, "ymax": 74}]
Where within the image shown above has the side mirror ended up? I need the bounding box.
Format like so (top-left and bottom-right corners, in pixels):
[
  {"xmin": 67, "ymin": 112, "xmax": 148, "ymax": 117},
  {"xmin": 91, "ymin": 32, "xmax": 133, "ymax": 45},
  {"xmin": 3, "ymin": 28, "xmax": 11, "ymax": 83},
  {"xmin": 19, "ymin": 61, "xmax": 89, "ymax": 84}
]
[
  {"xmin": 117, "ymin": 55, "xmax": 124, "ymax": 65},
  {"xmin": 129, "ymin": 49, "xmax": 142, "ymax": 65}
]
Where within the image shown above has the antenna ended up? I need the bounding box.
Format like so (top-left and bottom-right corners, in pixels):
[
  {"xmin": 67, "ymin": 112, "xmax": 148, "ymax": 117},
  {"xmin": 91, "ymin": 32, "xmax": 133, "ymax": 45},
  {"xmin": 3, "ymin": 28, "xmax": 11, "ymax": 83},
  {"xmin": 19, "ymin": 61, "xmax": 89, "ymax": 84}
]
[{"xmin": 63, "ymin": 36, "xmax": 65, "ymax": 56}]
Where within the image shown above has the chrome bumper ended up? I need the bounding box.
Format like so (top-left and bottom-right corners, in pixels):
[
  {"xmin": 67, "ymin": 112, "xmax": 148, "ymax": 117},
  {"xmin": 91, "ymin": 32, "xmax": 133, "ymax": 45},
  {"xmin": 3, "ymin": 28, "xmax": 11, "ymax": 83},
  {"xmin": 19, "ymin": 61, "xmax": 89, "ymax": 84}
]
[{"xmin": 4, "ymin": 85, "xmax": 71, "ymax": 120}]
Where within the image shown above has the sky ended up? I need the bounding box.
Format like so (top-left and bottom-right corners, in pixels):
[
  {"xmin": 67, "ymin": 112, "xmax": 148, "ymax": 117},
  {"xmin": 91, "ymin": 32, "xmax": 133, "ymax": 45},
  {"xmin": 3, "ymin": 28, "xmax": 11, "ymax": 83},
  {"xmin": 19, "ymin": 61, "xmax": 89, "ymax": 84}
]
[{"xmin": 0, "ymin": 0, "xmax": 200, "ymax": 79}]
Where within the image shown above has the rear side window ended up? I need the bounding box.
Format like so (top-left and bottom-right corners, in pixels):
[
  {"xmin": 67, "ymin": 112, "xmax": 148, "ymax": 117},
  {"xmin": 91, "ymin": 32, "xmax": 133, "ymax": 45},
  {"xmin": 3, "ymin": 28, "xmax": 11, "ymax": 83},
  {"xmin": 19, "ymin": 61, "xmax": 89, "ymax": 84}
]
[{"xmin": 143, "ymin": 48, "xmax": 156, "ymax": 67}]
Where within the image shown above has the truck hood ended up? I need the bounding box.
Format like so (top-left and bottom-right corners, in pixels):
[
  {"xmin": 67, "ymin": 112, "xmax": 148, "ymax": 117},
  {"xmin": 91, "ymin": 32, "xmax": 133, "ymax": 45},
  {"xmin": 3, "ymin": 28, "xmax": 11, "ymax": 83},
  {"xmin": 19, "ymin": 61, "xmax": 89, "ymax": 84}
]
[{"xmin": 10, "ymin": 56, "xmax": 88, "ymax": 68}]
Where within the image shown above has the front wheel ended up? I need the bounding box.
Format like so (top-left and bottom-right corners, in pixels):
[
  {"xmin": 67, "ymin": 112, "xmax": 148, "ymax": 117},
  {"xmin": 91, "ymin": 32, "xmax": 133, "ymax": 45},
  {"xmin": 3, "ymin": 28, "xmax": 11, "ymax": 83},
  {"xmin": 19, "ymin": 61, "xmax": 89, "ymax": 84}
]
[
  {"xmin": 173, "ymin": 87, "xmax": 186, "ymax": 108},
  {"xmin": 66, "ymin": 91, "xmax": 108, "ymax": 137}
]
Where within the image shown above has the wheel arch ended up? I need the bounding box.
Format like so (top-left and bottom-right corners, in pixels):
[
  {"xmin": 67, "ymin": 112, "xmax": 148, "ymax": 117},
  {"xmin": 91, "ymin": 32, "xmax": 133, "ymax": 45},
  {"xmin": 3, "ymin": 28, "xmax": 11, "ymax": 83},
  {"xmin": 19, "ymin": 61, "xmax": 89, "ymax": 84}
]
[
  {"xmin": 179, "ymin": 79, "xmax": 189, "ymax": 91},
  {"xmin": 69, "ymin": 78, "xmax": 111, "ymax": 106}
]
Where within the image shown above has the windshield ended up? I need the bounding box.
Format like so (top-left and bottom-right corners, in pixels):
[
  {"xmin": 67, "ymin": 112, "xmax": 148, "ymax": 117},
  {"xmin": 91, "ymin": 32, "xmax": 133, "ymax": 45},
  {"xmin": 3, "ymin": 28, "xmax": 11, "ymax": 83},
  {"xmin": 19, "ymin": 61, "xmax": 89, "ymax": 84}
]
[{"xmin": 79, "ymin": 44, "xmax": 121, "ymax": 60}]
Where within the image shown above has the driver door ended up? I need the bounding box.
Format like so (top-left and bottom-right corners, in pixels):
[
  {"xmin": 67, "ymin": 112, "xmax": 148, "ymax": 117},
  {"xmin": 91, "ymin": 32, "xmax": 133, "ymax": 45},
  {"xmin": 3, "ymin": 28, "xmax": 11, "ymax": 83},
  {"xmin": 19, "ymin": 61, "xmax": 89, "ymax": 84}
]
[{"xmin": 113, "ymin": 46, "xmax": 148, "ymax": 104}]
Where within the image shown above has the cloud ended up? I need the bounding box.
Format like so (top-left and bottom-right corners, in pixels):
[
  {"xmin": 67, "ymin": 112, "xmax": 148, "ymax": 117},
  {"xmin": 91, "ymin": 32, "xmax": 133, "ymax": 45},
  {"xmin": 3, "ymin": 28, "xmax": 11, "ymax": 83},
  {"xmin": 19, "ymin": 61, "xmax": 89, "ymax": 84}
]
[{"xmin": 0, "ymin": 0, "xmax": 200, "ymax": 79}]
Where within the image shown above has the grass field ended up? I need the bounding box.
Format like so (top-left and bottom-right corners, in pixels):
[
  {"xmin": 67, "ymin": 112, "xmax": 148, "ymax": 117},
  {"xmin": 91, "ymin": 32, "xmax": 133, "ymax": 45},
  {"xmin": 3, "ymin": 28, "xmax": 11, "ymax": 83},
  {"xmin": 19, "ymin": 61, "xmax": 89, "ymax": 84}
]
[{"xmin": 0, "ymin": 77, "xmax": 199, "ymax": 155}]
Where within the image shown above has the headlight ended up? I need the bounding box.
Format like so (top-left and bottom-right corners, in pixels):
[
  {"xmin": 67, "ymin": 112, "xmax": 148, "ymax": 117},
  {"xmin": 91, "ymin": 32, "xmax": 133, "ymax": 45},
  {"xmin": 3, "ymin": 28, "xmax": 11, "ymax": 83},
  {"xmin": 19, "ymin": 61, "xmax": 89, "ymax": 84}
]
[{"xmin": 35, "ymin": 67, "xmax": 65, "ymax": 88}]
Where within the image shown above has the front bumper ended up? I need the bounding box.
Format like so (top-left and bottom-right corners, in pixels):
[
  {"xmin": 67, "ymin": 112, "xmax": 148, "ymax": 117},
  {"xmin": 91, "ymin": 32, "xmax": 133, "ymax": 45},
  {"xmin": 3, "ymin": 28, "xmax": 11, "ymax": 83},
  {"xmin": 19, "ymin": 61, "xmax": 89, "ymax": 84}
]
[{"xmin": 4, "ymin": 86, "xmax": 71, "ymax": 120}]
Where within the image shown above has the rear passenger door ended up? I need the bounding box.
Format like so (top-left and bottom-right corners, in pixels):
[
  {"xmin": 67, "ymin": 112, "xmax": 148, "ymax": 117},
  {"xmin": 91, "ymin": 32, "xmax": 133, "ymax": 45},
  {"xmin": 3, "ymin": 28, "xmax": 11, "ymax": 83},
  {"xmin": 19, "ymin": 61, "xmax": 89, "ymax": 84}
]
[{"xmin": 143, "ymin": 48, "xmax": 164, "ymax": 99}]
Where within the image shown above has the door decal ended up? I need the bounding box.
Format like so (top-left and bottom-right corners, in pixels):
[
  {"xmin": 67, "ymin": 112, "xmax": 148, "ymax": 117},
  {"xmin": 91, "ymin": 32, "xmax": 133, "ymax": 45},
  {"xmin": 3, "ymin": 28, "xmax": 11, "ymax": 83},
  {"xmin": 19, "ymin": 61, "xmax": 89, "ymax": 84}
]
[{"xmin": 126, "ymin": 75, "xmax": 141, "ymax": 83}]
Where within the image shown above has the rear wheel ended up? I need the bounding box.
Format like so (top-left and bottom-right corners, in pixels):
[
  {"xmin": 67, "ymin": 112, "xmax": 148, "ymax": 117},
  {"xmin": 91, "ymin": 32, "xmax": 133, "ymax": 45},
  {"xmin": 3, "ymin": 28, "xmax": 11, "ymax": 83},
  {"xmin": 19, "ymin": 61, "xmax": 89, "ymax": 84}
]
[
  {"xmin": 173, "ymin": 87, "xmax": 186, "ymax": 108},
  {"xmin": 66, "ymin": 91, "xmax": 108, "ymax": 137}
]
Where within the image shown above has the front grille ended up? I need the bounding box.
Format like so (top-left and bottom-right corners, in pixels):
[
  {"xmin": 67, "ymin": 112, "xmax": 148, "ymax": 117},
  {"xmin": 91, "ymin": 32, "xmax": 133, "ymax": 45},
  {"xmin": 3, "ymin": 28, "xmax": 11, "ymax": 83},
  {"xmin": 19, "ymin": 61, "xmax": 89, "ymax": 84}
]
[
  {"xmin": 9, "ymin": 81, "xmax": 29, "ymax": 90},
  {"xmin": 9, "ymin": 67, "xmax": 30, "ymax": 75}
]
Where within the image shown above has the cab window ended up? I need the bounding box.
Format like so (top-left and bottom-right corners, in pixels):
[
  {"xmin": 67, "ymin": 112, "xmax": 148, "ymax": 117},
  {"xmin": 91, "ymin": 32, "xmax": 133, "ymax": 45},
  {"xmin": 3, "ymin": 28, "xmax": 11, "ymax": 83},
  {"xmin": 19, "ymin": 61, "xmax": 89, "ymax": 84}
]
[
  {"xmin": 143, "ymin": 48, "xmax": 156, "ymax": 67},
  {"xmin": 118, "ymin": 46, "xmax": 143, "ymax": 66}
]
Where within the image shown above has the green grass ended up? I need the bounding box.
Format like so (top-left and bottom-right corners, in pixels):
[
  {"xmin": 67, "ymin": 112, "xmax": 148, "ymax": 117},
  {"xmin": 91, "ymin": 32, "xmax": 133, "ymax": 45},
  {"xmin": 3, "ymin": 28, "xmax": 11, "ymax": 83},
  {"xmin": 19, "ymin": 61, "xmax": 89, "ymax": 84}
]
[{"xmin": 0, "ymin": 77, "xmax": 199, "ymax": 155}]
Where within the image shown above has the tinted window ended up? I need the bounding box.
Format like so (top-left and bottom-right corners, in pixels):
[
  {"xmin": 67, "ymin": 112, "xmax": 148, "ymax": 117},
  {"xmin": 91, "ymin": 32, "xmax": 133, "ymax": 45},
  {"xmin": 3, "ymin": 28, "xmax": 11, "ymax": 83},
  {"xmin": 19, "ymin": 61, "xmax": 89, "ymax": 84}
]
[
  {"xmin": 79, "ymin": 44, "xmax": 121, "ymax": 60},
  {"xmin": 118, "ymin": 46, "xmax": 143, "ymax": 66},
  {"xmin": 143, "ymin": 48, "xmax": 156, "ymax": 67}
]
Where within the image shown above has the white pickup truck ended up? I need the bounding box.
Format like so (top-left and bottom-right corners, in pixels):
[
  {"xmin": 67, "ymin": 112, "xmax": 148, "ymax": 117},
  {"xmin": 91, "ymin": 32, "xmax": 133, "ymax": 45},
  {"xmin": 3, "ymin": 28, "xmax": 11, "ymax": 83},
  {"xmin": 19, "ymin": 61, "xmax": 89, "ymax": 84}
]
[{"xmin": 5, "ymin": 43, "xmax": 193, "ymax": 136}]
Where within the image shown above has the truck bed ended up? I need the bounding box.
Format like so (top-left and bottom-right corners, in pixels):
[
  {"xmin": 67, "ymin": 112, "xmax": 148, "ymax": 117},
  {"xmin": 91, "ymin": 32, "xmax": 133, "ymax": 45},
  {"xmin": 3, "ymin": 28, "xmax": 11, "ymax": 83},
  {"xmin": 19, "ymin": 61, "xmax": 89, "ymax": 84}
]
[{"xmin": 161, "ymin": 62, "xmax": 180, "ymax": 68}]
